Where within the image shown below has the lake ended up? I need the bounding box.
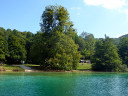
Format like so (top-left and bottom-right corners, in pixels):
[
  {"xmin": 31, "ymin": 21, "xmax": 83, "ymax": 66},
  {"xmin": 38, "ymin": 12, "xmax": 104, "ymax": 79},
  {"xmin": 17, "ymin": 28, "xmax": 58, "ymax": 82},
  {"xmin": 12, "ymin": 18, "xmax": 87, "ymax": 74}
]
[{"xmin": 0, "ymin": 72, "xmax": 128, "ymax": 96}]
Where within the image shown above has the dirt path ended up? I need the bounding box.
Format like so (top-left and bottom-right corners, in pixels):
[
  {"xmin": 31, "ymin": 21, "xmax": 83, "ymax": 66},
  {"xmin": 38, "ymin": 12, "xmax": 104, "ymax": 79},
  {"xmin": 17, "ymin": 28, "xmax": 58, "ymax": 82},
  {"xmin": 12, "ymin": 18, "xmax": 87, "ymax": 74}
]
[{"xmin": 14, "ymin": 65, "xmax": 34, "ymax": 72}]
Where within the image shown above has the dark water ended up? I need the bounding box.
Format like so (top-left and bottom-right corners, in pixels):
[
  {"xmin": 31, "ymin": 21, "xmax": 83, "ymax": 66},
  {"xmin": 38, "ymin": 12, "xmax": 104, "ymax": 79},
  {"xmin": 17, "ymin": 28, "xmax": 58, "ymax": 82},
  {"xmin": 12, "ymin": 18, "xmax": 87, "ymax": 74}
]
[{"xmin": 0, "ymin": 72, "xmax": 128, "ymax": 96}]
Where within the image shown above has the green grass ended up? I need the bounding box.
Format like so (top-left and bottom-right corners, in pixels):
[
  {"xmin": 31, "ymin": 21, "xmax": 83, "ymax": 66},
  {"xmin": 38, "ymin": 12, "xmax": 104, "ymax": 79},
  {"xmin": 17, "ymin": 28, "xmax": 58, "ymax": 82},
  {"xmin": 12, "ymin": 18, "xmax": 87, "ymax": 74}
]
[
  {"xmin": 0, "ymin": 64, "xmax": 24, "ymax": 71},
  {"xmin": 24, "ymin": 64, "xmax": 40, "ymax": 67},
  {"xmin": 77, "ymin": 63, "xmax": 92, "ymax": 70},
  {"xmin": 24, "ymin": 63, "xmax": 92, "ymax": 71},
  {"xmin": 24, "ymin": 64, "xmax": 41, "ymax": 70}
]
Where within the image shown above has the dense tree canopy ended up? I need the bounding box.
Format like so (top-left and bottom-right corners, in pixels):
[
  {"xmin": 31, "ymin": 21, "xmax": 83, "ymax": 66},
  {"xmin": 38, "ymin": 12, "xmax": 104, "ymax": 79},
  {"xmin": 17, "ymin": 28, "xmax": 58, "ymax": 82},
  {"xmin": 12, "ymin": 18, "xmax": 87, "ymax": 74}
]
[
  {"xmin": 40, "ymin": 5, "xmax": 72, "ymax": 33},
  {"xmin": 0, "ymin": 27, "xmax": 34, "ymax": 64},
  {"xmin": 92, "ymin": 37, "xmax": 123, "ymax": 71},
  {"xmin": 30, "ymin": 5, "xmax": 81, "ymax": 70},
  {"xmin": 78, "ymin": 32, "xmax": 95, "ymax": 59},
  {"xmin": 118, "ymin": 37, "xmax": 128, "ymax": 65},
  {"xmin": 0, "ymin": 35, "xmax": 5, "ymax": 62},
  {"xmin": 7, "ymin": 35, "xmax": 26, "ymax": 64}
]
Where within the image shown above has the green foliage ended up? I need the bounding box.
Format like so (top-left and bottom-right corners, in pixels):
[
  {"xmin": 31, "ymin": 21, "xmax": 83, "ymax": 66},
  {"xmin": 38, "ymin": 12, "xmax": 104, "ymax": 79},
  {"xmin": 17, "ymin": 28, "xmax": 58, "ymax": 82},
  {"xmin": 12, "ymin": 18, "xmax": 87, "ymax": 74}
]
[
  {"xmin": 29, "ymin": 5, "xmax": 81, "ymax": 70},
  {"xmin": 0, "ymin": 35, "xmax": 5, "ymax": 62},
  {"xmin": 0, "ymin": 27, "xmax": 34, "ymax": 64},
  {"xmin": 112, "ymin": 38, "xmax": 120, "ymax": 45},
  {"xmin": 77, "ymin": 36, "xmax": 90, "ymax": 59},
  {"xmin": 7, "ymin": 35, "xmax": 27, "ymax": 64},
  {"xmin": 47, "ymin": 31, "xmax": 81, "ymax": 70},
  {"xmin": 40, "ymin": 5, "xmax": 73, "ymax": 33},
  {"xmin": 29, "ymin": 33, "xmax": 45, "ymax": 64},
  {"xmin": 92, "ymin": 37, "xmax": 123, "ymax": 72},
  {"xmin": 118, "ymin": 37, "xmax": 128, "ymax": 65},
  {"xmin": 30, "ymin": 30, "xmax": 81, "ymax": 70},
  {"xmin": 65, "ymin": 29, "xmax": 79, "ymax": 44},
  {"xmin": 0, "ymin": 64, "xmax": 24, "ymax": 71},
  {"xmin": 0, "ymin": 27, "xmax": 5, "ymax": 36},
  {"xmin": 78, "ymin": 32, "xmax": 95, "ymax": 59}
]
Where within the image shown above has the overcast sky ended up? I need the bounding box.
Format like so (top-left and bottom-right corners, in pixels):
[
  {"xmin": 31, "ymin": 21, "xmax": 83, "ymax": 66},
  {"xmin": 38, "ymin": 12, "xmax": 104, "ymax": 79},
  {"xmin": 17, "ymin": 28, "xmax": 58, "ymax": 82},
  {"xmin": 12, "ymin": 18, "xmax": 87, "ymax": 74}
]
[{"xmin": 0, "ymin": 0, "xmax": 128, "ymax": 38}]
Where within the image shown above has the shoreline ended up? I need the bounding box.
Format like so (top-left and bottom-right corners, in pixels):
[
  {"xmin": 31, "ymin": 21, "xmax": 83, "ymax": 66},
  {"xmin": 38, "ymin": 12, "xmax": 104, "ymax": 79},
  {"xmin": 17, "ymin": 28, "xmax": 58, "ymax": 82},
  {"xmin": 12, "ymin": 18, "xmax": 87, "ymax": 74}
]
[
  {"xmin": 0, "ymin": 70, "xmax": 93, "ymax": 72},
  {"xmin": 0, "ymin": 69, "xmax": 94, "ymax": 72},
  {"xmin": 0, "ymin": 70, "xmax": 127, "ymax": 73}
]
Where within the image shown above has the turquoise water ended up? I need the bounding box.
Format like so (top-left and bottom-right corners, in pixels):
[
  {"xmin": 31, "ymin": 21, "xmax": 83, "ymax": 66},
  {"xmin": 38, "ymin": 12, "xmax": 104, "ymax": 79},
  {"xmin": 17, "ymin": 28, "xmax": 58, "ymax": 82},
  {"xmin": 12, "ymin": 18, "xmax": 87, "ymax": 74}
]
[{"xmin": 0, "ymin": 72, "xmax": 128, "ymax": 96}]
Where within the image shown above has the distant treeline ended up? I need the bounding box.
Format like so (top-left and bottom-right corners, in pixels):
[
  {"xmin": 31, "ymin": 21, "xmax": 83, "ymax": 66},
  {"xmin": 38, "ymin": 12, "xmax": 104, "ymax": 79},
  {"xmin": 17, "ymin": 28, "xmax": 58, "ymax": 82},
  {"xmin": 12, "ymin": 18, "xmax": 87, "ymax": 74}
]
[
  {"xmin": 0, "ymin": 28, "xmax": 34, "ymax": 64},
  {"xmin": 0, "ymin": 5, "xmax": 128, "ymax": 71}
]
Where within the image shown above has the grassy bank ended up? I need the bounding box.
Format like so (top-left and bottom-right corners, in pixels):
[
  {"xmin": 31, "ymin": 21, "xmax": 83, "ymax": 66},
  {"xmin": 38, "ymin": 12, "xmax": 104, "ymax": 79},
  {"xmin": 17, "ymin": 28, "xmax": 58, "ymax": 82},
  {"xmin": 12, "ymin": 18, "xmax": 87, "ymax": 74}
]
[
  {"xmin": 0, "ymin": 64, "xmax": 24, "ymax": 71},
  {"xmin": 77, "ymin": 63, "xmax": 92, "ymax": 70},
  {"xmin": 24, "ymin": 64, "xmax": 40, "ymax": 67},
  {"xmin": 24, "ymin": 63, "xmax": 92, "ymax": 71}
]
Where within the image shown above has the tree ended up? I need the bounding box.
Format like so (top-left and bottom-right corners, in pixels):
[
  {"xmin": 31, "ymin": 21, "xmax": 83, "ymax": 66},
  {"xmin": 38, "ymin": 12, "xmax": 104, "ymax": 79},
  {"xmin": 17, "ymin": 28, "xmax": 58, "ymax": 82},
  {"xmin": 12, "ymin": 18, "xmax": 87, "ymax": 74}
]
[
  {"xmin": 29, "ymin": 5, "xmax": 81, "ymax": 70},
  {"xmin": 26, "ymin": 32, "xmax": 33, "ymax": 38},
  {"xmin": 77, "ymin": 36, "xmax": 90, "ymax": 59},
  {"xmin": 46, "ymin": 31, "xmax": 81, "ymax": 70},
  {"xmin": 65, "ymin": 28, "xmax": 79, "ymax": 44},
  {"xmin": 118, "ymin": 37, "xmax": 128, "ymax": 65},
  {"xmin": 0, "ymin": 27, "xmax": 34, "ymax": 64},
  {"xmin": 79, "ymin": 32, "xmax": 95, "ymax": 59},
  {"xmin": 40, "ymin": 5, "xmax": 73, "ymax": 33},
  {"xmin": 30, "ymin": 30, "xmax": 81, "ymax": 70},
  {"xmin": 25, "ymin": 36, "xmax": 34, "ymax": 63},
  {"xmin": 29, "ymin": 32, "xmax": 45, "ymax": 64},
  {"xmin": 92, "ymin": 37, "xmax": 122, "ymax": 71},
  {"xmin": 0, "ymin": 35, "xmax": 5, "ymax": 62},
  {"xmin": 0, "ymin": 27, "xmax": 5, "ymax": 36},
  {"xmin": 0, "ymin": 27, "xmax": 6, "ymax": 62},
  {"xmin": 7, "ymin": 35, "xmax": 26, "ymax": 64}
]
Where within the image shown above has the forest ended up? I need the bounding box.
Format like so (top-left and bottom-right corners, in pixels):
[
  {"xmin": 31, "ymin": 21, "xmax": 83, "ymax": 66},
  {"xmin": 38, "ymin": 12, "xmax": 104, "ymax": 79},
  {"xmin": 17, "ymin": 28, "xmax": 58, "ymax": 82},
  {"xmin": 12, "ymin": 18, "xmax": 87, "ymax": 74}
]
[{"xmin": 0, "ymin": 5, "xmax": 128, "ymax": 71}]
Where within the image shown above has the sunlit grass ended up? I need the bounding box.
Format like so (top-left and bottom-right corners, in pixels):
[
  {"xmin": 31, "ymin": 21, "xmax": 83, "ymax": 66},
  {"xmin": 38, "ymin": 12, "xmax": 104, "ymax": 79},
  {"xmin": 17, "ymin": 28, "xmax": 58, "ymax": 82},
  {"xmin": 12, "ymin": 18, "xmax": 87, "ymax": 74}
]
[
  {"xmin": 24, "ymin": 63, "xmax": 92, "ymax": 71},
  {"xmin": 77, "ymin": 63, "xmax": 92, "ymax": 70},
  {"xmin": 0, "ymin": 64, "xmax": 24, "ymax": 71},
  {"xmin": 24, "ymin": 64, "xmax": 40, "ymax": 67}
]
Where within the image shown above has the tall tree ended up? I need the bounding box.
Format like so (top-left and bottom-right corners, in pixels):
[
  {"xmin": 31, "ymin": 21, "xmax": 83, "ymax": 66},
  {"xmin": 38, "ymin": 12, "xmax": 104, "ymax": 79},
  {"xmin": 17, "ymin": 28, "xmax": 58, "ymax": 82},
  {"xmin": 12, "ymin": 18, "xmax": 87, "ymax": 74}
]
[
  {"xmin": 0, "ymin": 27, "xmax": 6, "ymax": 62},
  {"xmin": 29, "ymin": 32, "xmax": 45, "ymax": 64},
  {"xmin": 30, "ymin": 5, "xmax": 81, "ymax": 70},
  {"xmin": 77, "ymin": 36, "xmax": 90, "ymax": 59},
  {"xmin": 0, "ymin": 27, "xmax": 34, "ymax": 64},
  {"xmin": 0, "ymin": 35, "xmax": 5, "ymax": 62},
  {"xmin": 0, "ymin": 27, "xmax": 5, "ymax": 35},
  {"xmin": 7, "ymin": 35, "xmax": 26, "ymax": 64},
  {"xmin": 46, "ymin": 31, "xmax": 81, "ymax": 70},
  {"xmin": 118, "ymin": 37, "xmax": 128, "ymax": 65},
  {"xmin": 80, "ymin": 32, "xmax": 95, "ymax": 59},
  {"xmin": 92, "ymin": 37, "xmax": 122, "ymax": 71},
  {"xmin": 40, "ymin": 5, "xmax": 73, "ymax": 33}
]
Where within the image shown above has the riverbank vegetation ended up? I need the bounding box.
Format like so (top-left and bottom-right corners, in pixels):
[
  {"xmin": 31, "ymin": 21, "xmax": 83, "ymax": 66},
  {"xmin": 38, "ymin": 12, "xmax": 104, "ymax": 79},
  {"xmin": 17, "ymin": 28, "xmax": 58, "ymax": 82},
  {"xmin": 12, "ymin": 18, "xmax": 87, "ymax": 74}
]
[
  {"xmin": 23, "ymin": 63, "xmax": 92, "ymax": 71},
  {"xmin": 0, "ymin": 64, "xmax": 24, "ymax": 71},
  {"xmin": 0, "ymin": 5, "xmax": 128, "ymax": 72}
]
